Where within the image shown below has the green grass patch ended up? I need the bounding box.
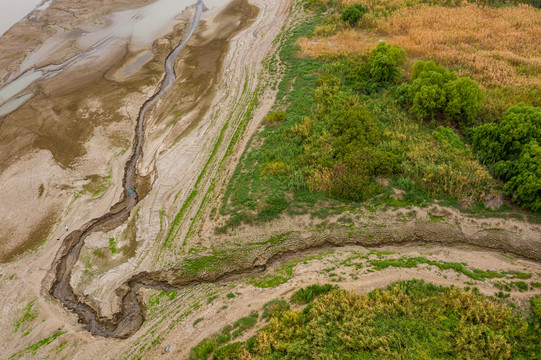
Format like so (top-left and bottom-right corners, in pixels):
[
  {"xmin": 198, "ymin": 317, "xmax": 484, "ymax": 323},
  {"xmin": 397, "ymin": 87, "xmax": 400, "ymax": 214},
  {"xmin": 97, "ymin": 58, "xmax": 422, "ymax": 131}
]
[
  {"xmin": 9, "ymin": 331, "xmax": 65, "ymax": 359},
  {"xmin": 290, "ymin": 283, "xmax": 335, "ymax": 304}
]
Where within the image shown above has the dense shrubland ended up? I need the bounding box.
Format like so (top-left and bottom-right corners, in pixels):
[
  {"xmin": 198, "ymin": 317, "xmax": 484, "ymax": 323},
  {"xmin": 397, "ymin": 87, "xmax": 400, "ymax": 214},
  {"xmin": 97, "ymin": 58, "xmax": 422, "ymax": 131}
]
[
  {"xmin": 218, "ymin": 0, "xmax": 541, "ymax": 230},
  {"xmin": 189, "ymin": 281, "xmax": 541, "ymax": 359},
  {"xmin": 473, "ymin": 105, "xmax": 541, "ymax": 211}
]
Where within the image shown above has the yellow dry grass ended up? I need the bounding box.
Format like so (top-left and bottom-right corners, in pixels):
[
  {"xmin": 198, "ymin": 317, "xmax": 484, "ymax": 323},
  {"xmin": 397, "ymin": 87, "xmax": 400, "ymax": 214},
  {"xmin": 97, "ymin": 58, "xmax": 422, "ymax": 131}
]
[
  {"xmin": 377, "ymin": 4, "xmax": 541, "ymax": 88},
  {"xmin": 298, "ymin": 29, "xmax": 378, "ymax": 58},
  {"xmin": 301, "ymin": 3, "xmax": 541, "ymax": 89}
]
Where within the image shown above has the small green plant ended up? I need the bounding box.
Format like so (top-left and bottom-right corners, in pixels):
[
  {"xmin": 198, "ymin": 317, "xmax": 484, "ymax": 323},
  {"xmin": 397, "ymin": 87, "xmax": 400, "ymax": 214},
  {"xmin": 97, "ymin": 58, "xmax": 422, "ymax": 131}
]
[
  {"xmin": 226, "ymin": 293, "xmax": 236, "ymax": 299},
  {"xmin": 341, "ymin": 4, "xmax": 367, "ymax": 26},
  {"xmin": 262, "ymin": 299, "xmax": 290, "ymax": 320},
  {"xmin": 291, "ymin": 284, "xmax": 335, "ymax": 304},
  {"xmin": 14, "ymin": 301, "xmax": 38, "ymax": 332},
  {"xmin": 264, "ymin": 111, "xmax": 286, "ymax": 125}
]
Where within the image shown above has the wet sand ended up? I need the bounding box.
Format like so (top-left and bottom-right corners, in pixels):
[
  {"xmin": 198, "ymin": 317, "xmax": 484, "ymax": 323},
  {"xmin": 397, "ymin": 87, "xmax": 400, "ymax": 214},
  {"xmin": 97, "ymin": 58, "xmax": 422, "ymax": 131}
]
[{"xmin": 0, "ymin": 0, "xmax": 199, "ymax": 262}]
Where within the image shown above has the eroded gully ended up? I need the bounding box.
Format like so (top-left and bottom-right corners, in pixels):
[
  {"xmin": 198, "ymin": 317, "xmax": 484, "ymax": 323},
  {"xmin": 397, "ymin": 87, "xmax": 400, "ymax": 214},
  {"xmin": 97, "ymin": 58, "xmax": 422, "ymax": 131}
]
[{"xmin": 49, "ymin": 0, "xmax": 205, "ymax": 339}]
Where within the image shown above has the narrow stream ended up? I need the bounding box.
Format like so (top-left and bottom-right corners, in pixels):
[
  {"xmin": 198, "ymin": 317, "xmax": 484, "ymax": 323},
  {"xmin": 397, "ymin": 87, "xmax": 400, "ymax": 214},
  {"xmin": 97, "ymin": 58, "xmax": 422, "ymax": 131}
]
[{"xmin": 49, "ymin": 0, "xmax": 204, "ymax": 339}]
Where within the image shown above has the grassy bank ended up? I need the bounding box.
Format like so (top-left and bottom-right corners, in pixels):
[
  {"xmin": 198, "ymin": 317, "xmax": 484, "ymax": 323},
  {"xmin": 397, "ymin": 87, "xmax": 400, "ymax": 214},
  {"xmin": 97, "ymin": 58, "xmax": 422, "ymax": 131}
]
[{"xmin": 218, "ymin": 0, "xmax": 541, "ymax": 232}]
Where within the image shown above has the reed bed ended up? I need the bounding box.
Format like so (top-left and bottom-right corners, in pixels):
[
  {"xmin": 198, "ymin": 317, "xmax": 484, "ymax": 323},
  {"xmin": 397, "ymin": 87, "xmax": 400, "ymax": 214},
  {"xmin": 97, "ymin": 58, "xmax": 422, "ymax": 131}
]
[{"xmin": 377, "ymin": 4, "xmax": 541, "ymax": 87}]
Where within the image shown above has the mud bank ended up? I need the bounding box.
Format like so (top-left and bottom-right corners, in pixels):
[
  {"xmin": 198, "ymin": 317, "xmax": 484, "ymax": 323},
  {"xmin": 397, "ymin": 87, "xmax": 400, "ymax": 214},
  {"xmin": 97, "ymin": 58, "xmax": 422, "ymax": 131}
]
[
  {"xmin": 0, "ymin": 0, "xmax": 200, "ymax": 262},
  {"xmin": 48, "ymin": 0, "xmax": 260, "ymax": 339},
  {"xmin": 54, "ymin": 216, "xmax": 541, "ymax": 339}
]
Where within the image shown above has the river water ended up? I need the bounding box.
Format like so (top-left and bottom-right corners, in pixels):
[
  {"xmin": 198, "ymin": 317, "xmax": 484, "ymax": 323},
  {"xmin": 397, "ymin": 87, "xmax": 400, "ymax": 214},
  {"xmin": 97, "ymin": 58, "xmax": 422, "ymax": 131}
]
[
  {"xmin": 0, "ymin": 0, "xmax": 228, "ymax": 116},
  {"xmin": 0, "ymin": 0, "xmax": 45, "ymax": 36}
]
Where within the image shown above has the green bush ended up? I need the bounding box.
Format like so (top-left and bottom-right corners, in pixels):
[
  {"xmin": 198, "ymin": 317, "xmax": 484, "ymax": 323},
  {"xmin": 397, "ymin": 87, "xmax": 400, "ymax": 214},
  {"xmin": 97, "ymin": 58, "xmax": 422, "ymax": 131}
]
[
  {"xmin": 432, "ymin": 126, "xmax": 465, "ymax": 149},
  {"xmin": 341, "ymin": 4, "xmax": 367, "ymax": 26},
  {"xmin": 364, "ymin": 42, "xmax": 407, "ymax": 90},
  {"xmin": 213, "ymin": 342, "xmax": 243, "ymax": 359},
  {"xmin": 444, "ymin": 77, "xmax": 482, "ymax": 127},
  {"xmin": 406, "ymin": 60, "xmax": 482, "ymax": 128},
  {"xmin": 502, "ymin": 141, "xmax": 541, "ymax": 211},
  {"xmin": 264, "ymin": 111, "xmax": 286, "ymax": 125},
  {"xmin": 411, "ymin": 84, "xmax": 447, "ymax": 121},
  {"xmin": 291, "ymin": 284, "xmax": 335, "ymax": 304},
  {"xmin": 188, "ymin": 338, "xmax": 214, "ymax": 360},
  {"xmin": 473, "ymin": 104, "xmax": 541, "ymax": 211},
  {"xmin": 262, "ymin": 299, "xmax": 289, "ymax": 320}
]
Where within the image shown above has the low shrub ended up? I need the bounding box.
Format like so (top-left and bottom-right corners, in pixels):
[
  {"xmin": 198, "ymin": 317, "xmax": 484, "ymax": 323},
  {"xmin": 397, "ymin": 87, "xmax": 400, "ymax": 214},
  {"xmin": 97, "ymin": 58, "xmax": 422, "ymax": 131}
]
[
  {"xmin": 290, "ymin": 284, "xmax": 335, "ymax": 304},
  {"xmin": 264, "ymin": 111, "xmax": 286, "ymax": 125},
  {"xmin": 341, "ymin": 4, "xmax": 368, "ymax": 25}
]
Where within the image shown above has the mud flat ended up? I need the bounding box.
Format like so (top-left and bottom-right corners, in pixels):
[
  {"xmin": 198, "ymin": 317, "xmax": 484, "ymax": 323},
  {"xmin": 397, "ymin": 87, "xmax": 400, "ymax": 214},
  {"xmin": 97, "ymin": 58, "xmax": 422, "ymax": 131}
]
[
  {"xmin": 0, "ymin": 0, "xmax": 208, "ymax": 262},
  {"xmin": 0, "ymin": 0, "xmax": 292, "ymax": 357}
]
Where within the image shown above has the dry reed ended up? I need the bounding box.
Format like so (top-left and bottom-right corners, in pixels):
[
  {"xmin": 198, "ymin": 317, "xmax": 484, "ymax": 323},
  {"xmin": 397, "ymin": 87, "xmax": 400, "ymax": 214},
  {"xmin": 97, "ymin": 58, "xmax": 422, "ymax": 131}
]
[
  {"xmin": 298, "ymin": 29, "xmax": 378, "ymax": 58},
  {"xmin": 376, "ymin": 4, "xmax": 541, "ymax": 87},
  {"xmin": 302, "ymin": 2, "xmax": 541, "ymax": 88}
]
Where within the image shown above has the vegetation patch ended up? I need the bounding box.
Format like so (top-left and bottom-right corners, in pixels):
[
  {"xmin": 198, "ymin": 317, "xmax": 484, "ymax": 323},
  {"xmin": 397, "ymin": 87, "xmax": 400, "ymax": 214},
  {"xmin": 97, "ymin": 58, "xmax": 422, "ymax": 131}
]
[
  {"xmin": 9, "ymin": 331, "xmax": 65, "ymax": 359},
  {"xmin": 14, "ymin": 300, "xmax": 38, "ymax": 335},
  {"xmin": 218, "ymin": 0, "xmax": 541, "ymax": 232},
  {"xmin": 188, "ymin": 311, "xmax": 260, "ymax": 359},
  {"xmin": 187, "ymin": 280, "xmax": 541, "ymax": 359}
]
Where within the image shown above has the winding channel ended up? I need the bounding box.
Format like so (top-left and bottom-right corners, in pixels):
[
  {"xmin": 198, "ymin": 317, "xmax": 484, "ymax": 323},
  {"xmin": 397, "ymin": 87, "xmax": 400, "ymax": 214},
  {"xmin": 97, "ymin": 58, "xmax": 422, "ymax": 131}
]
[{"xmin": 49, "ymin": 0, "xmax": 204, "ymax": 339}]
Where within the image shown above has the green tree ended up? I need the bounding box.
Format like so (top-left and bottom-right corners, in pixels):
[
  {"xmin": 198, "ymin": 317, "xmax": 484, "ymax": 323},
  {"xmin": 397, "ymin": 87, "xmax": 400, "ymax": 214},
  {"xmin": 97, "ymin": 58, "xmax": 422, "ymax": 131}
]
[
  {"xmin": 410, "ymin": 60, "xmax": 451, "ymax": 82},
  {"xmin": 444, "ymin": 77, "xmax": 482, "ymax": 128},
  {"xmin": 411, "ymin": 84, "xmax": 447, "ymax": 121},
  {"xmin": 503, "ymin": 141, "xmax": 541, "ymax": 211},
  {"xmin": 406, "ymin": 60, "xmax": 482, "ymax": 128},
  {"xmin": 473, "ymin": 104, "xmax": 541, "ymax": 211}
]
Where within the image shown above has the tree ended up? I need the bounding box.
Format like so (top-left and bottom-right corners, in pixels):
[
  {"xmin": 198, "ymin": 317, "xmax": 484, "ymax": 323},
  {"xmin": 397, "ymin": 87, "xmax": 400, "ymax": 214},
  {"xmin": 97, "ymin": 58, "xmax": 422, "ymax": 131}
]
[
  {"xmin": 360, "ymin": 42, "xmax": 407, "ymax": 92},
  {"xmin": 473, "ymin": 104, "xmax": 541, "ymax": 166},
  {"xmin": 503, "ymin": 141, "xmax": 541, "ymax": 211},
  {"xmin": 405, "ymin": 60, "xmax": 481, "ymax": 128},
  {"xmin": 444, "ymin": 77, "xmax": 482, "ymax": 128},
  {"xmin": 411, "ymin": 84, "xmax": 447, "ymax": 121},
  {"xmin": 472, "ymin": 104, "xmax": 541, "ymax": 211}
]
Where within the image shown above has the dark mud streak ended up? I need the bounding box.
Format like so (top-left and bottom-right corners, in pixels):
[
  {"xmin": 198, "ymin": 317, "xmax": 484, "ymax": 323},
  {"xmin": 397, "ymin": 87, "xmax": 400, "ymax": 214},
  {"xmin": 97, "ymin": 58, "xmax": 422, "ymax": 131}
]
[{"xmin": 49, "ymin": 0, "xmax": 204, "ymax": 339}]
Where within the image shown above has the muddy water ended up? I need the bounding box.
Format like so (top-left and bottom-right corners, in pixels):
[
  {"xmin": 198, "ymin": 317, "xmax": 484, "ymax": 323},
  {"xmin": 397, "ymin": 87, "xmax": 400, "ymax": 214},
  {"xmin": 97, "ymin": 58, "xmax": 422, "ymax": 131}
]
[
  {"xmin": 0, "ymin": 0, "xmax": 226, "ymax": 115},
  {"xmin": 49, "ymin": 0, "xmax": 204, "ymax": 338}
]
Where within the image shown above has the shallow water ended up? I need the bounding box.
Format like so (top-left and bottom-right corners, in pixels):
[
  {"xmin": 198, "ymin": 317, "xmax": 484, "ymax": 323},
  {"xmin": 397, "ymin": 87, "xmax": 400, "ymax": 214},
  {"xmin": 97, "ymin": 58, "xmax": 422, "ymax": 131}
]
[
  {"xmin": 79, "ymin": 0, "xmax": 228, "ymax": 49},
  {"xmin": 122, "ymin": 50, "xmax": 153, "ymax": 77},
  {"xmin": 0, "ymin": 0, "xmax": 229, "ymax": 117},
  {"xmin": 0, "ymin": 93, "xmax": 33, "ymax": 116},
  {"xmin": 0, "ymin": 0, "xmax": 43, "ymax": 36},
  {"xmin": 0, "ymin": 71, "xmax": 42, "ymax": 104}
]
